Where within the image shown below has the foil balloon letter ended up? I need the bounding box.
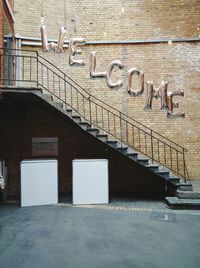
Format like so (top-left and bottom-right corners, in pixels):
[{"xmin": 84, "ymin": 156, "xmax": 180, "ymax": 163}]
[
  {"xmin": 56, "ymin": 27, "xmax": 67, "ymax": 53},
  {"xmin": 40, "ymin": 25, "xmax": 67, "ymax": 52},
  {"xmin": 69, "ymin": 38, "xmax": 86, "ymax": 65},
  {"xmin": 40, "ymin": 24, "xmax": 49, "ymax": 52},
  {"xmin": 106, "ymin": 60, "xmax": 124, "ymax": 88},
  {"xmin": 167, "ymin": 91, "xmax": 185, "ymax": 117},
  {"xmin": 90, "ymin": 51, "xmax": 107, "ymax": 78},
  {"xmin": 144, "ymin": 81, "xmax": 154, "ymax": 109},
  {"xmin": 144, "ymin": 80, "xmax": 169, "ymax": 110},
  {"xmin": 127, "ymin": 68, "xmax": 144, "ymax": 96}
]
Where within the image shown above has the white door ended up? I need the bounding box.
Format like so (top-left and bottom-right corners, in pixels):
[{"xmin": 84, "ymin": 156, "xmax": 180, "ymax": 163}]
[
  {"xmin": 73, "ymin": 159, "xmax": 109, "ymax": 205},
  {"xmin": 21, "ymin": 159, "xmax": 58, "ymax": 207}
]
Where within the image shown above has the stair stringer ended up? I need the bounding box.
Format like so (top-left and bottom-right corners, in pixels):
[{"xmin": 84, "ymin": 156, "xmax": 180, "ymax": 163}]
[{"xmin": 33, "ymin": 91, "xmax": 192, "ymax": 194}]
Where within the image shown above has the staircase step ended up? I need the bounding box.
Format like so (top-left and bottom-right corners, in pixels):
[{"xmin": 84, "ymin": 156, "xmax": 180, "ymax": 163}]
[
  {"xmin": 42, "ymin": 93, "xmax": 53, "ymax": 102},
  {"xmin": 146, "ymin": 164, "xmax": 159, "ymax": 171},
  {"xmin": 116, "ymin": 146, "xmax": 128, "ymax": 154},
  {"xmin": 79, "ymin": 121, "xmax": 91, "ymax": 130},
  {"xmin": 87, "ymin": 128, "xmax": 99, "ymax": 135},
  {"xmin": 137, "ymin": 158, "xmax": 149, "ymax": 166},
  {"xmin": 72, "ymin": 115, "xmax": 81, "ymax": 123},
  {"xmin": 165, "ymin": 197, "xmax": 200, "ymax": 209},
  {"xmin": 168, "ymin": 176, "xmax": 180, "ymax": 183},
  {"xmin": 66, "ymin": 108, "xmax": 72, "ymax": 113},
  {"xmin": 53, "ymin": 101, "xmax": 64, "ymax": 109},
  {"xmin": 96, "ymin": 134, "xmax": 108, "ymax": 142},
  {"xmin": 176, "ymin": 190, "xmax": 200, "ymax": 199},
  {"xmin": 106, "ymin": 140, "xmax": 118, "ymax": 148},
  {"xmin": 176, "ymin": 182, "xmax": 193, "ymax": 191},
  {"xmin": 156, "ymin": 170, "xmax": 170, "ymax": 178},
  {"xmin": 127, "ymin": 152, "xmax": 138, "ymax": 160}
]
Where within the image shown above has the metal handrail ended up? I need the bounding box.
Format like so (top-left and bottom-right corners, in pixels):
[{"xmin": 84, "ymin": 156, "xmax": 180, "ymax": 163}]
[{"xmin": 0, "ymin": 47, "xmax": 190, "ymax": 182}]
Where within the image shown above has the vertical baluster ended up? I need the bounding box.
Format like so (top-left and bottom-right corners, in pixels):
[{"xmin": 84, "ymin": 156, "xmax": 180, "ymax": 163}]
[
  {"xmin": 30, "ymin": 57, "xmax": 32, "ymax": 82},
  {"xmin": 119, "ymin": 112, "xmax": 123, "ymax": 149},
  {"xmin": 157, "ymin": 139, "xmax": 160, "ymax": 162},
  {"xmin": 76, "ymin": 91, "xmax": 79, "ymax": 111},
  {"xmin": 114, "ymin": 114, "xmax": 116, "ymax": 137},
  {"xmin": 22, "ymin": 57, "xmax": 25, "ymax": 81},
  {"xmin": 89, "ymin": 96, "xmax": 92, "ymax": 124},
  {"xmin": 15, "ymin": 53, "xmax": 17, "ymax": 84},
  {"xmin": 47, "ymin": 67, "xmax": 49, "ymax": 90},
  {"xmin": 138, "ymin": 128, "xmax": 141, "ymax": 151},
  {"xmin": 36, "ymin": 54, "xmax": 38, "ymax": 87},
  {"xmin": 95, "ymin": 103, "xmax": 98, "ymax": 126},
  {"xmin": 64, "ymin": 74, "xmax": 66, "ymax": 107},
  {"xmin": 108, "ymin": 111, "xmax": 110, "ymax": 133},
  {"xmin": 164, "ymin": 143, "xmax": 166, "ymax": 165},
  {"xmin": 170, "ymin": 147, "xmax": 172, "ymax": 170},
  {"xmin": 102, "ymin": 107, "xmax": 104, "ymax": 130},
  {"xmin": 126, "ymin": 121, "xmax": 128, "ymax": 145},
  {"xmin": 183, "ymin": 149, "xmax": 186, "ymax": 181},
  {"xmin": 53, "ymin": 72, "xmax": 55, "ymax": 94},
  {"xmin": 176, "ymin": 151, "xmax": 179, "ymax": 175},
  {"xmin": 71, "ymin": 85, "xmax": 73, "ymax": 107},
  {"xmin": 150, "ymin": 130, "xmax": 154, "ymax": 163},
  {"xmin": 58, "ymin": 76, "xmax": 60, "ymax": 98},
  {"xmin": 132, "ymin": 125, "xmax": 135, "ymax": 147},
  {"xmin": 41, "ymin": 64, "xmax": 44, "ymax": 86},
  {"xmin": 145, "ymin": 132, "xmax": 147, "ymax": 155},
  {"xmin": 83, "ymin": 96, "xmax": 85, "ymax": 118}
]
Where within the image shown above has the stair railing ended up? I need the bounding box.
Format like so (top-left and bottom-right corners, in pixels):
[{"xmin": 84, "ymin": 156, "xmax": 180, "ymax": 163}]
[{"xmin": 0, "ymin": 48, "xmax": 190, "ymax": 182}]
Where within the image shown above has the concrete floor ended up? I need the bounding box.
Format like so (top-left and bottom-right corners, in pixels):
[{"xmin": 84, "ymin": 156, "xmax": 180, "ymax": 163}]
[{"xmin": 0, "ymin": 200, "xmax": 200, "ymax": 268}]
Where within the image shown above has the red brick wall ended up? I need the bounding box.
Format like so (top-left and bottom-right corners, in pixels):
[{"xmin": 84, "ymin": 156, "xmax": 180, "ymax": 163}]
[{"xmin": 0, "ymin": 94, "xmax": 167, "ymax": 199}]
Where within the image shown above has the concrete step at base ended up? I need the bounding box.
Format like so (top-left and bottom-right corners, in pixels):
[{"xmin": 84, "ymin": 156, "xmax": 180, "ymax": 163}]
[
  {"xmin": 165, "ymin": 197, "xmax": 200, "ymax": 209},
  {"xmin": 176, "ymin": 190, "xmax": 200, "ymax": 199},
  {"xmin": 176, "ymin": 183, "xmax": 193, "ymax": 191}
]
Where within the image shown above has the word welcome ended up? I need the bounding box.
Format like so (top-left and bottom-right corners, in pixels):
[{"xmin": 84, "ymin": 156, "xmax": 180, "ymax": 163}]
[{"xmin": 40, "ymin": 25, "xmax": 185, "ymax": 118}]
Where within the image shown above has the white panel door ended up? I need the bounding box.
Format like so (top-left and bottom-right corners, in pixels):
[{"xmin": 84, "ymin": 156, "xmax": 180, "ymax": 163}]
[
  {"xmin": 21, "ymin": 159, "xmax": 58, "ymax": 207},
  {"xmin": 73, "ymin": 159, "xmax": 109, "ymax": 205}
]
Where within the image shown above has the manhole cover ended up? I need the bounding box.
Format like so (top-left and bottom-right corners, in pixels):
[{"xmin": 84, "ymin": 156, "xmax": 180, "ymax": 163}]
[{"xmin": 150, "ymin": 212, "xmax": 177, "ymax": 222}]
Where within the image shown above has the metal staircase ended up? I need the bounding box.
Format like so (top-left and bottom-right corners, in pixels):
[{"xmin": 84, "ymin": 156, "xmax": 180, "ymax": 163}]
[{"xmin": 0, "ymin": 48, "xmax": 192, "ymax": 194}]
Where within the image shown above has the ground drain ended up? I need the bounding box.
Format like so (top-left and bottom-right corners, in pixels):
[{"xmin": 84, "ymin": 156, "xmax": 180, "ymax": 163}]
[{"xmin": 150, "ymin": 211, "xmax": 177, "ymax": 222}]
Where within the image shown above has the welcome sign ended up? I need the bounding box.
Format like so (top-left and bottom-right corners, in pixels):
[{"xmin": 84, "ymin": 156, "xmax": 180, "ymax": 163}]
[{"xmin": 40, "ymin": 25, "xmax": 185, "ymax": 118}]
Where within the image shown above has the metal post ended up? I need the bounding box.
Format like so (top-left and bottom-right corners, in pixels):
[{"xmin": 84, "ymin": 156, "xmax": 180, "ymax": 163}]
[
  {"xmin": 151, "ymin": 130, "xmax": 154, "ymax": 162},
  {"xmin": 64, "ymin": 74, "xmax": 67, "ymax": 108},
  {"xmin": 89, "ymin": 95, "xmax": 92, "ymax": 124},
  {"xmin": 183, "ymin": 149, "xmax": 186, "ymax": 182},
  {"xmin": 36, "ymin": 52, "xmax": 39, "ymax": 87},
  {"xmin": 119, "ymin": 112, "xmax": 123, "ymax": 150}
]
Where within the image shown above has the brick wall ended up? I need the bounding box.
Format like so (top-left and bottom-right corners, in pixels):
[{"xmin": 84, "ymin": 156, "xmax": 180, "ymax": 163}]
[
  {"xmin": 14, "ymin": 0, "xmax": 200, "ymax": 40},
  {"xmin": 11, "ymin": 0, "xmax": 200, "ymax": 180},
  {"xmin": 0, "ymin": 95, "xmax": 167, "ymax": 198}
]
